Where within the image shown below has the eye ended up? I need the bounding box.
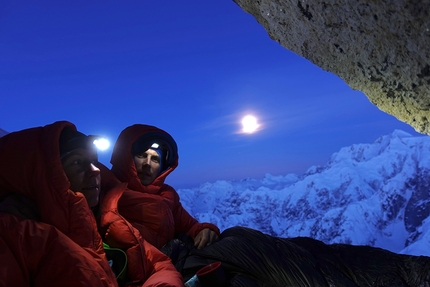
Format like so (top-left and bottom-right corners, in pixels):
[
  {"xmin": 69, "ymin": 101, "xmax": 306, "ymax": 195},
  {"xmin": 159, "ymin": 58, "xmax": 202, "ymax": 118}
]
[
  {"xmin": 136, "ymin": 152, "xmax": 148, "ymax": 159},
  {"xmin": 71, "ymin": 159, "xmax": 83, "ymax": 165},
  {"xmin": 151, "ymin": 156, "xmax": 160, "ymax": 163}
]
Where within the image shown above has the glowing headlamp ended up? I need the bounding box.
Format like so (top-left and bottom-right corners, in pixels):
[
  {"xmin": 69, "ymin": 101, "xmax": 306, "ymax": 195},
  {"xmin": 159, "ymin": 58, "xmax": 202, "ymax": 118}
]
[
  {"xmin": 93, "ymin": 137, "xmax": 110, "ymax": 151},
  {"xmin": 150, "ymin": 143, "xmax": 160, "ymax": 149}
]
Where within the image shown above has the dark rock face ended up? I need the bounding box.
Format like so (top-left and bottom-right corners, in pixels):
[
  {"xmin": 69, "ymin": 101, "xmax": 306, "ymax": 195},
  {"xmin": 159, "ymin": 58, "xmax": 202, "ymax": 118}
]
[{"xmin": 233, "ymin": 0, "xmax": 430, "ymax": 134}]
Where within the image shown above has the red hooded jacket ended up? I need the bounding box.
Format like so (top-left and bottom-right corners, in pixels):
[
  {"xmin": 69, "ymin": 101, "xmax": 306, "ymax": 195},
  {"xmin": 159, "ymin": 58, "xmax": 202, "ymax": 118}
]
[
  {"xmin": 110, "ymin": 124, "xmax": 220, "ymax": 249},
  {"xmin": 98, "ymin": 166, "xmax": 183, "ymax": 286},
  {"xmin": 0, "ymin": 121, "xmax": 182, "ymax": 287}
]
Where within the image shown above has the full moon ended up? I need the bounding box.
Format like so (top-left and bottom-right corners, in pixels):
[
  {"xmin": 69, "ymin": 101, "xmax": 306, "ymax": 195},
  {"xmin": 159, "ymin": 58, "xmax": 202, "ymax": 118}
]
[{"xmin": 241, "ymin": 115, "xmax": 259, "ymax": 133}]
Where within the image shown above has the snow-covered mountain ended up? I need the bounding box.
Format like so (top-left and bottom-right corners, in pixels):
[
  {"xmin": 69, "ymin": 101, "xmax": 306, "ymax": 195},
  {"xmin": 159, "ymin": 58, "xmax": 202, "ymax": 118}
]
[
  {"xmin": 0, "ymin": 128, "xmax": 8, "ymax": 137},
  {"xmin": 177, "ymin": 130, "xmax": 430, "ymax": 257}
]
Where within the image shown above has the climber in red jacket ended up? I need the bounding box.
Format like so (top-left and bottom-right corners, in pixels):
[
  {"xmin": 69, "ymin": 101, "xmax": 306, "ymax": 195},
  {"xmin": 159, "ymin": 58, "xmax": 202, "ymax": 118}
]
[
  {"xmin": 109, "ymin": 124, "xmax": 220, "ymax": 261},
  {"xmin": 0, "ymin": 121, "xmax": 182, "ymax": 287}
]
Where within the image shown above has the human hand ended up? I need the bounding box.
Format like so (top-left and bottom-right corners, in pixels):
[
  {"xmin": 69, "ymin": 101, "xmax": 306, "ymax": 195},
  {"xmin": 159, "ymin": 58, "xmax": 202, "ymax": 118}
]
[{"xmin": 194, "ymin": 228, "xmax": 219, "ymax": 249}]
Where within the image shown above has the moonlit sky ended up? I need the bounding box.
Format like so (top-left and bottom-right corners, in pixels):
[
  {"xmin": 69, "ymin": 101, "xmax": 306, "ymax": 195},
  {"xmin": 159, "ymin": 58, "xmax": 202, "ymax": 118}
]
[{"xmin": 0, "ymin": 1, "xmax": 423, "ymax": 188}]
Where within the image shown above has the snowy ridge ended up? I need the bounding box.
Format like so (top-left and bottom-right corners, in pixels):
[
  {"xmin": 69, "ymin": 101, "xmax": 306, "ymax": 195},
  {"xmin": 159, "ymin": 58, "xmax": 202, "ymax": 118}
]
[
  {"xmin": 0, "ymin": 128, "xmax": 8, "ymax": 138},
  {"xmin": 177, "ymin": 130, "xmax": 430, "ymax": 256}
]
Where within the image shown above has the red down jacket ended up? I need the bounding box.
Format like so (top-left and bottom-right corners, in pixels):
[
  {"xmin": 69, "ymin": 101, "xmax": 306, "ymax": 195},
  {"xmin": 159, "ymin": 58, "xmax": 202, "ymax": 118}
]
[
  {"xmin": 0, "ymin": 121, "xmax": 182, "ymax": 287},
  {"xmin": 98, "ymin": 165, "xmax": 183, "ymax": 286},
  {"xmin": 110, "ymin": 124, "xmax": 220, "ymax": 249}
]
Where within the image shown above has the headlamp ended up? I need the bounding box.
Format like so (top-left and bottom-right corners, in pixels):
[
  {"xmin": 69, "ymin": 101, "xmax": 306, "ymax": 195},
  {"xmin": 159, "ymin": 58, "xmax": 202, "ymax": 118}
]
[{"xmin": 93, "ymin": 137, "xmax": 110, "ymax": 151}]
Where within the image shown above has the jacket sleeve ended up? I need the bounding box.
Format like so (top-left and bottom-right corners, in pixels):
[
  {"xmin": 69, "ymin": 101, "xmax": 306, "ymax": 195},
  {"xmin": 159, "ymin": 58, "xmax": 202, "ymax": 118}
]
[
  {"xmin": 163, "ymin": 185, "xmax": 220, "ymax": 239},
  {"xmin": 140, "ymin": 240, "xmax": 184, "ymax": 287},
  {"xmin": 104, "ymin": 219, "xmax": 183, "ymax": 287},
  {"xmin": 0, "ymin": 213, "xmax": 117, "ymax": 287}
]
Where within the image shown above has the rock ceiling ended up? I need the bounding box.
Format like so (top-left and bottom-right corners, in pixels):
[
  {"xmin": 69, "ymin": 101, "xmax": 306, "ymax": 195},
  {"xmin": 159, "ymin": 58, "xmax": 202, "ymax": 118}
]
[{"xmin": 233, "ymin": 0, "xmax": 430, "ymax": 134}]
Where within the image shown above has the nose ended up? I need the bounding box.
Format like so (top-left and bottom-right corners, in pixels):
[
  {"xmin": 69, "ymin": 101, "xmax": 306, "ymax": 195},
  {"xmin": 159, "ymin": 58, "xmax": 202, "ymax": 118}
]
[
  {"xmin": 144, "ymin": 157, "xmax": 152, "ymax": 165},
  {"xmin": 88, "ymin": 163, "xmax": 100, "ymax": 174}
]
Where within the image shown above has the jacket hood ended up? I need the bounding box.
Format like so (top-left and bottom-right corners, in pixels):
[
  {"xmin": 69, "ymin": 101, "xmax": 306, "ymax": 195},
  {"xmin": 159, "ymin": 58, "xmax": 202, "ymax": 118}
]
[
  {"xmin": 110, "ymin": 124, "xmax": 178, "ymax": 194},
  {"xmin": 0, "ymin": 121, "xmax": 104, "ymax": 251}
]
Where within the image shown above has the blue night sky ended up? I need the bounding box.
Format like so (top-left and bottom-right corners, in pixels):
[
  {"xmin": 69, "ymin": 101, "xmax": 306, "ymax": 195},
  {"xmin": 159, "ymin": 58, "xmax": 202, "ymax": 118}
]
[{"xmin": 0, "ymin": 1, "xmax": 422, "ymax": 188}]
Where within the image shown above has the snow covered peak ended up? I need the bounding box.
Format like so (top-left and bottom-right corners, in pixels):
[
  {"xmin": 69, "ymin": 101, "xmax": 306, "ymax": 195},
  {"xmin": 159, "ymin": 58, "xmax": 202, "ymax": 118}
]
[
  {"xmin": 390, "ymin": 129, "xmax": 413, "ymax": 138},
  {"xmin": 0, "ymin": 128, "xmax": 8, "ymax": 138},
  {"xmin": 178, "ymin": 130, "xmax": 430, "ymax": 256}
]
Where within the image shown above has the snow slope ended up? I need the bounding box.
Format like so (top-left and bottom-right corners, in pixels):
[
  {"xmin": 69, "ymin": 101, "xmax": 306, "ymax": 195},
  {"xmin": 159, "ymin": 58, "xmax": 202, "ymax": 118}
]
[
  {"xmin": 0, "ymin": 128, "xmax": 8, "ymax": 137},
  {"xmin": 178, "ymin": 130, "xmax": 430, "ymax": 256}
]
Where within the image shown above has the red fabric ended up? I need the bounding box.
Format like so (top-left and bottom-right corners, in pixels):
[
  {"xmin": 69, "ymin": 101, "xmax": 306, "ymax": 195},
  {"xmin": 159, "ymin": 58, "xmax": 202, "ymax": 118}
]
[
  {"xmin": 110, "ymin": 124, "xmax": 220, "ymax": 249},
  {"xmin": 0, "ymin": 121, "xmax": 117, "ymax": 287},
  {"xmin": 0, "ymin": 214, "xmax": 116, "ymax": 287},
  {"xmin": 98, "ymin": 166, "xmax": 183, "ymax": 286},
  {"xmin": 0, "ymin": 121, "xmax": 182, "ymax": 287}
]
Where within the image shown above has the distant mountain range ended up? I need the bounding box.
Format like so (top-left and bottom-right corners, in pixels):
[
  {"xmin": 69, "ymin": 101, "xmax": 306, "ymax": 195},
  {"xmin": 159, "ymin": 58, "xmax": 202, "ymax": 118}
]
[
  {"xmin": 177, "ymin": 130, "xmax": 430, "ymax": 257},
  {"xmin": 0, "ymin": 128, "xmax": 8, "ymax": 137}
]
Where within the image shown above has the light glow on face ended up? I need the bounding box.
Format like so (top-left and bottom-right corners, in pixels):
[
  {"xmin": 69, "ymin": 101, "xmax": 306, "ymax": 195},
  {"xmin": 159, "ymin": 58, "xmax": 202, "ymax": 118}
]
[
  {"xmin": 93, "ymin": 138, "xmax": 110, "ymax": 151},
  {"xmin": 133, "ymin": 148, "xmax": 161, "ymax": 186}
]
